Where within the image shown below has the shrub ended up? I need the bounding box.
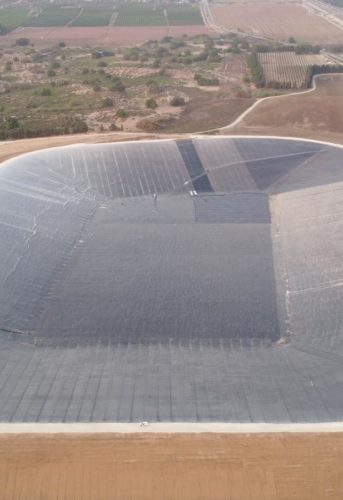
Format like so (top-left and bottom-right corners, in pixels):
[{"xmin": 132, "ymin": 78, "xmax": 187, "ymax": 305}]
[
  {"xmin": 116, "ymin": 108, "xmax": 128, "ymax": 118},
  {"xmin": 194, "ymin": 74, "xmax": 219, "ymax": 86},
  {"xmin": 102, "ymin": 97, "xmax": 114, "ymax": 108},
  {"xmin": 40, "ymin": 88, "xmax": 52, "ymax": 96},
  {"xmin": 111, "ymin": 80, "xmax": 125, "ymax": 92},
  {"xmin": 15, "ymin": 38, "xmax": 30, "ymax": 47},
  {"xmin": 146, "ymin": 97, "xmax": 158, "ymax": 109},
  {"xmin": 71, "ymin": 119, "xmax": 88, "ymax": 133},
  {"xmin": 170, "ymin": 96, "xmax": 185, "ymax": 107},
  {"xmin": 137, "ymin": 118, "xmax": 160, "ymax": 132}
]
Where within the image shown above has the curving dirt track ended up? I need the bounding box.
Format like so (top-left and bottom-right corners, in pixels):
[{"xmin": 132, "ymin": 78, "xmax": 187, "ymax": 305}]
[{"xmin": 225, "ymin": 74, "xmax": 343, "ymax": 144}]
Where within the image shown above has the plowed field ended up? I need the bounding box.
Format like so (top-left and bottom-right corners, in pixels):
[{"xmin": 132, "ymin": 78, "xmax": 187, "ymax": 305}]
[{"xmin": 212, "ymin": 2, "xmax": 343, "ymax": 43}]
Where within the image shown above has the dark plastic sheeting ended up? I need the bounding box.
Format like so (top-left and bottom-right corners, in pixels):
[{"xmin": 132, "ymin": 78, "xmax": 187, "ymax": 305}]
[{"xmin": 0, "ymin": 137, "xmax": 342, "ymax": 422}]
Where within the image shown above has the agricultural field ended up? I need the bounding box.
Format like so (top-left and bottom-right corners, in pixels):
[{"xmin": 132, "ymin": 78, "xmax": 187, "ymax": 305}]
[
  {"xmin": 0, "ymin": 2, "xmax": 204, "ymax": 30},
  {"xmin": 114, "ymin": 3, "xmax": 167, "ymax": 26},
  {"xmin": 165, "ymin": 5, "xmax": 204, "ymax": 25},
  {"xmin": 258, "ymin": 52, "xmax": 330, "ymax": 88},
  {"xmin": 70, "ymin": 8, "xmax": 115, "ymax": 27},
  {"xmin": 211, "ymin": 2, "xmax": 343, "ymax": 43},
  {"xmin": 23, "ymin": 6, "xmax": 81, "ymax": 27},
  {"xmin": 0, "ymin": 7, "xmax": 28, "ymax": 32}
]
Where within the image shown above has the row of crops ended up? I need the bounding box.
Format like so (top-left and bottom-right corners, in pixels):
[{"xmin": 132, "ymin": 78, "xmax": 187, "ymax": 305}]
[
  {"xmin": 258, "ymin": 52, "xmax": 328, "ymax": 88},
  {"xmin": 0, "ymin": 3, "xmax": 203, "ymax": 30}
]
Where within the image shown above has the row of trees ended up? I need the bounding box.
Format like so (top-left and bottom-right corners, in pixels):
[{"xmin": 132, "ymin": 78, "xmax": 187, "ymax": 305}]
[
  {"xmin": 0, "ymin": 116, "xmax": 88, "ymax": 141},
  {"xmin": 254, "ymin": 43, "xmax": 321, "ymax": 54},
  {"xmin": 246, "ymin": 52, "xmax": 265, "ymax": 88},
  {"xmin": 304, "ymin": 64, "xmax": 343, "ymax": 87}
]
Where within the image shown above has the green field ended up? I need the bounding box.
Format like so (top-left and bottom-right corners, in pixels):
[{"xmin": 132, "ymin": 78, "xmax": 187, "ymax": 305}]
[
  {"xmin": 0, "ymin": 3, "xmax": 204, "ymax": 30},
  {"xmin": 114, "ymin": 3, "xmax": 167, "ymax": 26},
  {"xmin": 0, "ymin": 8, "xmax": 28, "ymax": 31},
  {"xmin": 166, "ymin": 5, "xmax": 203, "ymax": 25},
  {"xmin": 71, "ymin": 9, "xmax": 114, "ymax": 27},
  {"xmin": 24, "ymin": 7, "xmax": 81, "ymax": 27}
]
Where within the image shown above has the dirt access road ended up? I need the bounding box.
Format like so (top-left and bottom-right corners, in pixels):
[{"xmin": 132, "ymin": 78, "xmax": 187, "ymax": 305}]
[
  {"xmin": 1, "ymin": 432, "xmax": 343, "ymax": 499},
  {"xmin": 224, "ymin": 74, "xmax": 343, "ymax": 145}
]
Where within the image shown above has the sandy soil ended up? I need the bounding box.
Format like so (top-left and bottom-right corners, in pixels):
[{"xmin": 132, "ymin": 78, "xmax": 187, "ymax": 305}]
[
  {"xmin": 0, "ymin": 25, "xmax": 213, "ymax": 48},
  {"xmin": 212, "ymin": 2, "xmax": 343, "ymax": 43},
  {"xmin": 225, "ymin": 74, "xmax": 343, "ymax": 144},
  {"xmin": 1, "ymin": 432, "xmax": 343, "ymax": 499}
]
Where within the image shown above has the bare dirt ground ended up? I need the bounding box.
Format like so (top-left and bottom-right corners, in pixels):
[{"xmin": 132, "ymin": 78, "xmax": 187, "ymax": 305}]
[
  {"xmin": 212, "ymin": 2, "xmax": 343, "ymax": 43},
  {"xmin": 166, "ymin": 87, "xmax": 254, "ymax": 133},
  {"xmin": 1, "ymin": 432, "xmax": 343, "ymax": 499},
  {"xmin": 0, "ymin": 25, "xmax": 213, "ymax": 48},
  {"xmin": 226, "ymin": 74, "xmax": 343, "ymax": 144}
]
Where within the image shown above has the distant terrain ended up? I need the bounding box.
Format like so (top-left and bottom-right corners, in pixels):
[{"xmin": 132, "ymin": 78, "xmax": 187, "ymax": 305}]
[{"xmin": 0, "ymin": 0, "xmax": 343, "ymax": 141}]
